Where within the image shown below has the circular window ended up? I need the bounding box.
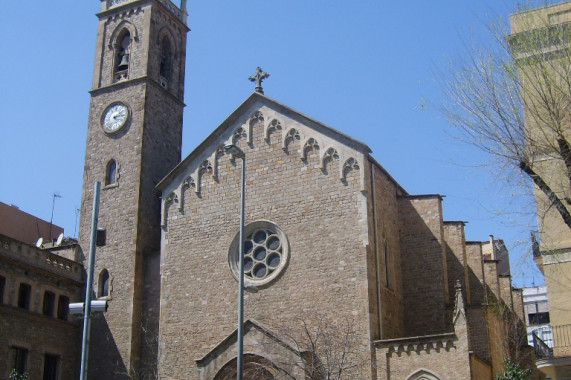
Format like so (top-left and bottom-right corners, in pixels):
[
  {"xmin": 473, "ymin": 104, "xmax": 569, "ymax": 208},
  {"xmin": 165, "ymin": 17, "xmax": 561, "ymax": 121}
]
[{"xmin": 228, "ymin": 221, "xmax": 289, "ymax": 287}]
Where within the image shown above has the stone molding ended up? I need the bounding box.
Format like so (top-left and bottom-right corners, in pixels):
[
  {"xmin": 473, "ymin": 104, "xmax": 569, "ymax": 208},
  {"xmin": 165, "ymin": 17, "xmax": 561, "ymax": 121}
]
[
  {"xmin": 160, "ymin": 105, "xmax": 365, "ymax": 227},
  {"xmin": 0, "ymin": 234, "xmax": 84, "ymax": 283},
  {"xmin": 375, "ymin": 332, "xmax": 457, "ymax": 357}
]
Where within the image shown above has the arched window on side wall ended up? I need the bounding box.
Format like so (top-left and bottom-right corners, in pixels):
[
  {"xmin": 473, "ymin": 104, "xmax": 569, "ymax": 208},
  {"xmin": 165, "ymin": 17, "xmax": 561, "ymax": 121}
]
[
  {"xmin": 159, "ymin": 35, "xmax": 172, "ymax": 81},
  {"xmin": 99, "ymin": 269, "xmax": 110, "ymax": 298},
  {"xmin": 106, "ymin": 159, "xmax": 117, "ymax": 186}
]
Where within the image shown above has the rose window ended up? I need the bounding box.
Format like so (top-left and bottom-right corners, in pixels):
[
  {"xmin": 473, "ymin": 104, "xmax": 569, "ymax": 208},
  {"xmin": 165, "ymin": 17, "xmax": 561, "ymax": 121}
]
[{"xmin": 229, "ymin": 221, "xmax": 289, "ymax": 286}]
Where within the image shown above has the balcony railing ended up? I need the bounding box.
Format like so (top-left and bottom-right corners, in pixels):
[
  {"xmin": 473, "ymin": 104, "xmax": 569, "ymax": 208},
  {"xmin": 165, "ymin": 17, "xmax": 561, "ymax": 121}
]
[
  {"xmin": 534, "ymin": 324, "xmax": 571, "ymax": 358},
  {"xmin": 533, "ymin": 332, "xmax": 552, "ymax": 358},
  {"xmin": 552, "ymin": 324, "xmax": 571, "ymax": 352}
]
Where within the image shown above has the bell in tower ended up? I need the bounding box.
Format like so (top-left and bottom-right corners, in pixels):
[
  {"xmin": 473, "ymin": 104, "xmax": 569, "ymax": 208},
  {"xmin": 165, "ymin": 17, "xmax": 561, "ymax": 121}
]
[{"xmin": 78, "ymin": 0, "xmax": 188, "ymax": 378}]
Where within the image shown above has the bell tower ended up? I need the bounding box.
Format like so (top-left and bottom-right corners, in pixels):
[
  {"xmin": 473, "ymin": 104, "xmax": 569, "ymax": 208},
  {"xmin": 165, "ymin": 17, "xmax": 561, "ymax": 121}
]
[{"xmin": 78, "ymin": 0, "xmax": 188, "ymax": 378}]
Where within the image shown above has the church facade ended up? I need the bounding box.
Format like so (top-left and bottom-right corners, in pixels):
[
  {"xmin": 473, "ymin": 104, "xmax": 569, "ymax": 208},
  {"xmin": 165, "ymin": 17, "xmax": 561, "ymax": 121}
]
[{"xmin": 76, "ymin": 1, "xmax": 532, "ymax": 379}]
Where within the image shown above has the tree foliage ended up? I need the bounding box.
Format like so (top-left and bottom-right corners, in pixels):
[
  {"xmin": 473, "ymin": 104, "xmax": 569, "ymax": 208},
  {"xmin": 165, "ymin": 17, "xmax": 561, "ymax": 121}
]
[
  {"xmin": 441, "ymin": 3, "xmax": 571, "ymax": 231},
  {"xmin": 246, "ymin": 314, "xmax": 370, "ymax": 380},
  {"xmin": 9, "ymin": 369, "xmax": 28, "ymax": 380},
  {"xmin": 495, "ymin": 358, "xmax": 531, "ymax": 380}
]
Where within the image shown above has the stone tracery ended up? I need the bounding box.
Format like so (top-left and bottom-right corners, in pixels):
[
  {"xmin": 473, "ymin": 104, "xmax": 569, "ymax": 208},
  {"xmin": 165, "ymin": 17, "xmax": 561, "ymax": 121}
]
[
  {"xmin": 283, "ymin": 128, "xmax": 301, "ymax": 151},
  {"xmin": 248, "ymin": 111, "xmax": 264, "ymax": 144},
  {"xmin": 161, "ymin": 109, "xmax": 364, "ymax": 227},
  {"xmin": 196, "ymin": 160, "xmax": 213, "ymax": 195},
  {"xmin": 233, "ymin": 127, "xmax": 247, "ymax": 144},
  {"xmin": 302, "ymin": 138, "xmax": 320, "ymax": 160},
  {"xmin": 265, "ymin": 119, "xmax": 282, "ymax": 142},
  {"xmin": 342, "ymin": 157, "xmax": 360, "ymax": 181},
  {"xmin": 322, "ymin": 147, "xmax": 340, "ymax": 170}
]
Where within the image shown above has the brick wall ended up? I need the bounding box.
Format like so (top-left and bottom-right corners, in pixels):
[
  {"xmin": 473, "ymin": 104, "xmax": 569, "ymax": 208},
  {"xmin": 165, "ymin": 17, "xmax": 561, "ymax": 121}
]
[
  {"xmin": 79, "ymin": 2, "xmax": 187, "ymax": 378},
  {"xmin": 466, "ymin": 243, "xmax": 485, "ymax": 305},
  {"xmin": 0, "ymin": 306, "xmax": 81, "ymax": 380},
  {"xmin": 375, "ymin": 322, "xmax": 471, "ymax": 380},
  {"xmin": 470, "ymin": 352, "xmax": 492, "ymax": 380},
  {"xmin": 487, "ymin": 307, "xmax": 508, "ymax": 376},
  {"xmin": 0, "ymin": 202, "xmax": 64, "ymax": 245},
  {"xmin": 159, "ymin": 107, "xmax": 373, "ymax": 378},
  {"xmin": 484, "ymin": 260, "xmax": 501, "ymax": 303},
  {"xmin": 499, "ymin": 275, "xmax": 513, "ymax": 310},
  {"xmin": 467, "ymin": 305, "xmax": 491, "ymax": 362},
  {"xmin": 370, "ymin": 162, "xmax": 404, "ymax": 340},
  {"xmin": 398, "ymin": 195, "xmax": 448, "ymax": 336},
  {"xmin": 444, "ymin": 222, "xmax": 469, "ymax": 306},
  {"xmin": 0, "ymin": 235, "xmax": 83, "ymax": 379}
]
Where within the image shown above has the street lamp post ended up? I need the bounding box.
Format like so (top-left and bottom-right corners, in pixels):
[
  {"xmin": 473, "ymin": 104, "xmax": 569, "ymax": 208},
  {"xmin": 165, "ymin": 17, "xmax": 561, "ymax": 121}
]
[{"xmin": 223, "ymin": 144, "xmax": 246, "ymax": 380}]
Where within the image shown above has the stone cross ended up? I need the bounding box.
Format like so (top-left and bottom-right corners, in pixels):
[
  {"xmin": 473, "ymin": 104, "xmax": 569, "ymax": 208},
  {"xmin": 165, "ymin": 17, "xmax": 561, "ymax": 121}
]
[{"xmin": 249, "ymin": 67, "xmax": 269, "ymax": 94}]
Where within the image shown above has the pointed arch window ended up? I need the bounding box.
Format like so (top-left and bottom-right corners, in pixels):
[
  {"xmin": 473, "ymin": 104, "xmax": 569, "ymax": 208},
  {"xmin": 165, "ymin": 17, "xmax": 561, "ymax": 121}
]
[
  {"xmin": 98, "ymin": 269, "xmax": 110, "ymax": 298},
  {"xmin": 114, "ymin": 30, "xmax": 131, "ymax": 81},
  {"xmin": 106, "ymin": 159, "xmax": 117, "ymax": 186},
  {"xmin": 159, "ymin": 35, "xmax": 172, "ymax": 81},
  {"xmin": 405, "ymin": 369, "xmax": 442, "ymax": 380}
]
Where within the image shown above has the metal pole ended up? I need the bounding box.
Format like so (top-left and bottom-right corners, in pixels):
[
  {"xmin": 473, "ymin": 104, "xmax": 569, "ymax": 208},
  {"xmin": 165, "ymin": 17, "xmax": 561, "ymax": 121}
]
[
  {"xmin": 237, "ymin": 156, "xmax": 245, "ymax": 380},
  {"xmin": 49, "ymin": 193, "xmax": 61, "ymax": 241},
  {"xmin": 80, "ymin": 181, "xmax": 101, "ymax": 380}
]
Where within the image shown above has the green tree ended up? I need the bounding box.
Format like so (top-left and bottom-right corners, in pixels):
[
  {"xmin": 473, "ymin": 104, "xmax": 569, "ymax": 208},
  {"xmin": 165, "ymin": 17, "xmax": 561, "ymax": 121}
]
[
  {"xmin": 495, "ymin": 358, "xmax": 531, "ymax": 380},
  {"xmin": 9, "ymin": 369, "xmax": 28, "ymax": 380}
]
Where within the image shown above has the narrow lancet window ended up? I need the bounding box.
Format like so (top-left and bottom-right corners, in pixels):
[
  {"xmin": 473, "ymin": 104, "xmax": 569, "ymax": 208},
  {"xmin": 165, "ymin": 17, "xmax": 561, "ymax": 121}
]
[
  {"xmin": 99, "ymin": 269, "xmax": 110, "ymax": 298},
  {"xmin": 160, "ymin": 36, "xmax": 172, "ymax": 81},
  {"xmin": 106, "ymin": 159, "xmax": 117, "ymax": 185}
]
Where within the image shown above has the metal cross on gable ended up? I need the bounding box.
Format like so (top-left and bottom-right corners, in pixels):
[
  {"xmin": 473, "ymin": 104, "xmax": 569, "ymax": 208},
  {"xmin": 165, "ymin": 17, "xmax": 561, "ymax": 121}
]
[{"xmin": 249, "ymin": 67, "xmax": 269, "ymax": 94}]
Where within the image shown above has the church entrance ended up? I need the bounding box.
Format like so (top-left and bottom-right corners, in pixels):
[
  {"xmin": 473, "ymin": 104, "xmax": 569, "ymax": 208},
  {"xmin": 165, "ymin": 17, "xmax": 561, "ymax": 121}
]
[{"xmin": 213, "ymin": 354, "xmax": 277, "ymax": 380}]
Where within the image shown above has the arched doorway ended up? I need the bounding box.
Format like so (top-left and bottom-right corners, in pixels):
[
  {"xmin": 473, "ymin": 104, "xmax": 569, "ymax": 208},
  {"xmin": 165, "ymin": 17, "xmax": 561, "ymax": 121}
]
[
  {"xmin": 214, "ymin": 354, "xmax": 277, "ymax": 380},
  {"xmin": 405, "ymin": 368, "xmax": 442, "ymax": 380}
]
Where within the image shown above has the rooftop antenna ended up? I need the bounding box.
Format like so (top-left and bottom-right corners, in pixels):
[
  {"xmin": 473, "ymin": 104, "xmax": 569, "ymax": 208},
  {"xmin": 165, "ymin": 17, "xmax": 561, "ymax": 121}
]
[
  {"xmin": 49, "ymin": 193, "xmax": 62, "ymax": 241},
  {"xmin": 74, "ymin": 207, "xmax": 80, "ymax": 239},
  {"xmin": 36, "ymin": 237, "xmax": 43, "ymax": 248}
]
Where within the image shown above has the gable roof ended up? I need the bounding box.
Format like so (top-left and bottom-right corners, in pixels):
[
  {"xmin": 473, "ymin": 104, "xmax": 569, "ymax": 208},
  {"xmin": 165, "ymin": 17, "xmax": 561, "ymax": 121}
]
[{"xmin": 157, "ymin": 91, "xmax": 371, "ymax": 191}]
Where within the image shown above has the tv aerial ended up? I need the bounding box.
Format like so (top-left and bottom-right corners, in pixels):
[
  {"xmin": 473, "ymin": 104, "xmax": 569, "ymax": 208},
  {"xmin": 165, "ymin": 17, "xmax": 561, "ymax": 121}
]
[{"xmin": 36, "ymin": 237, "xmax": 43, "ymax": 248}]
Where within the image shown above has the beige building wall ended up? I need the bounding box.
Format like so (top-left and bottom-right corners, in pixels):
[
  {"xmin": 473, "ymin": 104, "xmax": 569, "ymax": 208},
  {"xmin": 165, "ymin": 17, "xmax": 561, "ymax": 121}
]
[
  {"xmin": 0, "ymin": 234, "xmax": 84, "ymax": 379},
  {"xmin": 509, "ymin": 2, "xmax": 571, "ymax": 252},
  {"xmin": 541, "ymin": 254, "xmax": 571, "ymax": 357},
  {"xmin": 509, "ymin": 2, "xmax": 571, "ymax": 377}
]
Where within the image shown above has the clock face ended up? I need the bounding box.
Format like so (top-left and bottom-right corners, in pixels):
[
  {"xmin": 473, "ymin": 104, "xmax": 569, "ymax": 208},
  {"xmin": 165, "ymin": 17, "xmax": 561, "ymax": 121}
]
[{"xmin": 102, "ymin": 102, "xmax": 129, "ymax": 133}]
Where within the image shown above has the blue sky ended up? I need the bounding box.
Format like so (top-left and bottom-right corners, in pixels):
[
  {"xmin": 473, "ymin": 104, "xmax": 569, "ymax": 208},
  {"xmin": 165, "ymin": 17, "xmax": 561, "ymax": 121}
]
[{"xmin": 0, "ymin": 0, "xmax": 556, "ymax": 287}]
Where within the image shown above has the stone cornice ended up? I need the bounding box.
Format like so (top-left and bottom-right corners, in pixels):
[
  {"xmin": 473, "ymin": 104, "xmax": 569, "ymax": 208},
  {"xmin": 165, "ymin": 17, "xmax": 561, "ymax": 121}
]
[
  {"xmin": 89, "ymin": 76, "xmax": 185, "ymax": 106},
  {"xmin": 0, "ymin": 234, "xmax": 85, "ymax": 284},
  {"xmin": 158, "ymin": 93, "xmax": 371, "ymax": 227},
  {"xmin": 374, "ymin": 332, "xmax": 457, "ymax": 356}
]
